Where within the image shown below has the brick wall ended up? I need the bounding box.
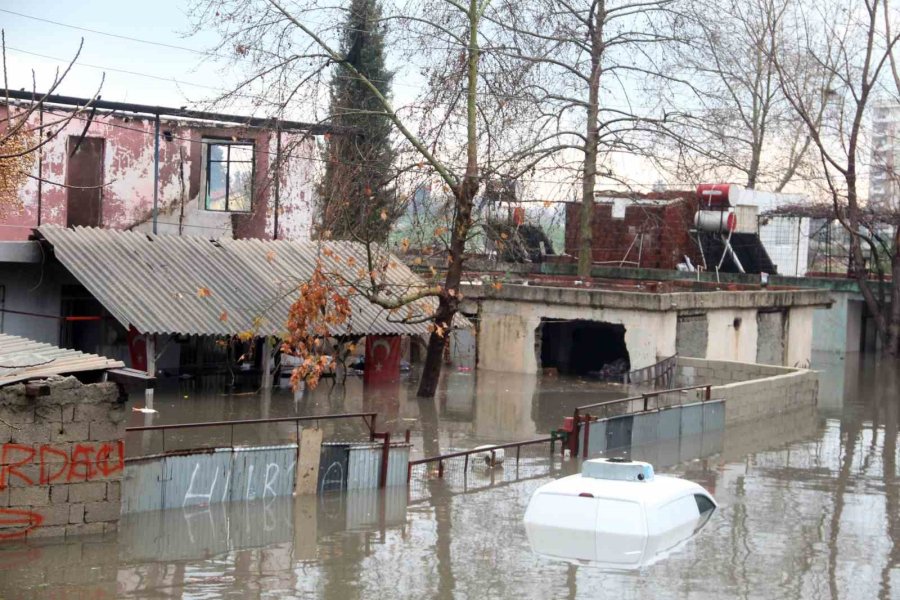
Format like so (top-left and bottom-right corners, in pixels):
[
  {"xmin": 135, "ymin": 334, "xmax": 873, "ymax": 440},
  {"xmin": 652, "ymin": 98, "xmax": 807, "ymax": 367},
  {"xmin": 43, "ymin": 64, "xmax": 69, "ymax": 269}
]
[
  {"xmin": 0, "ymin": 376, "xmax": 125, "ymax": 540},
  {"xmin": 564, "ymin": 197, "xmax": 702, "ymax": 269}
]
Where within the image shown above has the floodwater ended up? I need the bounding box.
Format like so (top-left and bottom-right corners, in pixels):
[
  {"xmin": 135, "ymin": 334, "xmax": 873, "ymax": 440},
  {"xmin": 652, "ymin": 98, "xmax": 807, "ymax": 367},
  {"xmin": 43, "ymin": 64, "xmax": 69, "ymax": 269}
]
[{"xmin": 1, "ymin": 353, "xmax": 899, "ymax": 599}]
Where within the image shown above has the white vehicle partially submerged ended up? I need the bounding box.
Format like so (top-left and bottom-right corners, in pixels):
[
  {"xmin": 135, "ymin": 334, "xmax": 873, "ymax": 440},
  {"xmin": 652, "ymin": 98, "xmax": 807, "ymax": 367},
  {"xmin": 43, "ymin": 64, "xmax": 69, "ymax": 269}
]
[{"xmin": 524, "ymin": 458, "xmax": 716, "ymax": 569}]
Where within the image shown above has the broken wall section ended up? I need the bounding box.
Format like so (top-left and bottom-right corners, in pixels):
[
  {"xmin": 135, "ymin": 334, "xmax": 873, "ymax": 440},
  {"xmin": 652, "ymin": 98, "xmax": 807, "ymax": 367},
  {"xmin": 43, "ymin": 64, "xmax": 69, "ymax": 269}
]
[{"xmin": 0, "ymin": 376, "xmax": 126, "ymax": 540}]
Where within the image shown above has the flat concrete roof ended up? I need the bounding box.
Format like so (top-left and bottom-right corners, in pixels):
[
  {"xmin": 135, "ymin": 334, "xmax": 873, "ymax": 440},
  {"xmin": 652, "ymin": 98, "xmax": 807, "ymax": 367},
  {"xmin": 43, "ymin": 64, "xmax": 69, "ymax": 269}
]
[{"xmin": 461, "ymin": 281, "xmax": 833, "ymax": 311}]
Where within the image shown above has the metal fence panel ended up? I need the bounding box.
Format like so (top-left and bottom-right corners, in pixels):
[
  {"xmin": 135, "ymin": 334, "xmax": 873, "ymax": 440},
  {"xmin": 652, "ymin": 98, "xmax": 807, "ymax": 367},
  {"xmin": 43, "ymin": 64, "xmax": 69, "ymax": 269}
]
[
  {"xmin": 703, "ymin": 400, "xmax": 726, "ymax": 431},
  {"xmin": 656, "ymin": 407, "xmax": 682, "ymax": 441},
  {"xmin": 585, "ymin": 419, "xmax": 608, "ymax": 457},
  {"xmin": 606, "ymin": 415, "xmax": 634, "ymax": 451},
  {"xmin": 680, "ymin": 403, "xmax": 704, "ymax": 436},
  {"xmin": 631, "ymin": 412, "xmax": 659, "ymax": 447},
  {"xmin": 347, "ymin": 444, "xmax": 381, "ymax": 490},
  {"xmin": 121, "ymin": 459, "xmax": 165, "ymax": 514},
  {"xmin": 163, "ymin": 451, "xmax": 234, "ymax": 510},
  {"xmin": 228, "ymin": 445, "xmax": 297, "ymax": 502},
  {"xmin": 386, "ymin": 445, "xmax": 409, "ymax": 487},
  {"xmin": 318, "ymin": 444, "xmax": 349, "ymax": 494}
]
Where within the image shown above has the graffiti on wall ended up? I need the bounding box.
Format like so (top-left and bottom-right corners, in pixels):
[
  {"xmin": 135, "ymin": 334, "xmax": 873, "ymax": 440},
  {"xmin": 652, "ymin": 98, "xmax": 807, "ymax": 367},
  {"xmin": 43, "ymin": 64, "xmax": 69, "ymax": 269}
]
[
  {"xmin": 122, "ymin": 446, "xmax": 298, "ymax": 514},
  {"xmin": 0, "ymin": 441, "xmax": 124, "ymax": 539}
]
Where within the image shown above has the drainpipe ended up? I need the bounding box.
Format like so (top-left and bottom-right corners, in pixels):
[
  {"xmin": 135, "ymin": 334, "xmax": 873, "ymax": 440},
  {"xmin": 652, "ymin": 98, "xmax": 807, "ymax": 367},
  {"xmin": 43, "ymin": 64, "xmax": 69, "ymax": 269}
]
[
  {"xmin": 274, "ymin": 123, "xmax": 281, "ymax": 240},
  {"xmin": 37, "ymin": 107, "xmax": 43, "ymax": 226},
  {"xmin": 152, "ymin": 114, "xmax": 160, "ymax": 234}
]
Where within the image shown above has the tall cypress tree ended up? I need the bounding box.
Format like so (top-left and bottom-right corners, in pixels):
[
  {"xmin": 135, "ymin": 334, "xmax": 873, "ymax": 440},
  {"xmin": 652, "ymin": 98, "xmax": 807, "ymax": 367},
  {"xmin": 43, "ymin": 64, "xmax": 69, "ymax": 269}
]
[{"xmin": 318, "ymin": 0, "xmax": 395, "ymax": 242}]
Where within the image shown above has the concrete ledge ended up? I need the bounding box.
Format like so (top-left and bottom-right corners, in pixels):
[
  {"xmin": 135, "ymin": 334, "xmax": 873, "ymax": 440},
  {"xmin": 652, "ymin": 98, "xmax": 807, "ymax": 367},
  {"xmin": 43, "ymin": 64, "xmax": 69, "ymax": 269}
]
[{"xmin": 463, "ymin": 282, "xmax": 833, "ymax": 312}]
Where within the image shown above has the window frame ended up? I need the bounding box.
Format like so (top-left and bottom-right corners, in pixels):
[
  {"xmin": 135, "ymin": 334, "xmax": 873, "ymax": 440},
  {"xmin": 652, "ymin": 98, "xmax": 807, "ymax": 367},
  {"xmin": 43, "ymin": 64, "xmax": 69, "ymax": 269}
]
[{"xmin": 204, "ymin": 139, "xmax": 255, "ymax": 213}]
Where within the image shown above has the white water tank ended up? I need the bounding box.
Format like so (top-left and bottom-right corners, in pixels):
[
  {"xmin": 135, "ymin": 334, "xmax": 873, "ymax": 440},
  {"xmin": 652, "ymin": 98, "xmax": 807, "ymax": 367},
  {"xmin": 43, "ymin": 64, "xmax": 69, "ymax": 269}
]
[{"xmin": 694, "ymin": 210, "xmax": 736, "ymax": 233}]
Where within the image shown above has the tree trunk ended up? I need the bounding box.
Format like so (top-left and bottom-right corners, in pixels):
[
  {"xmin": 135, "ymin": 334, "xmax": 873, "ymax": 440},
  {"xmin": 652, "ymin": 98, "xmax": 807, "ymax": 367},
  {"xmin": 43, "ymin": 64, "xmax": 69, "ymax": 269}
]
[
  {"xmin": 417, "ymin": 0, "xmax": 481, "ymax": 397},
  {"xmin": 578, "ymin": 10, "xmax": 603, "ymax": 279}
]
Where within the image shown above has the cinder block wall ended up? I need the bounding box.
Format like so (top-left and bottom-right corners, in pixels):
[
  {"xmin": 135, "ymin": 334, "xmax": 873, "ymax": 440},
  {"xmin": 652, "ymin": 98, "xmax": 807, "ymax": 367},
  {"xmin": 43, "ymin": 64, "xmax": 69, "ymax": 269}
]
[
  {"xmin": 675, "ymin": 356, "xmax": 818, "ymax": 425},
  {"xmin": 0, "ymin": 376, "xmax": 126, "ymax": 540}
]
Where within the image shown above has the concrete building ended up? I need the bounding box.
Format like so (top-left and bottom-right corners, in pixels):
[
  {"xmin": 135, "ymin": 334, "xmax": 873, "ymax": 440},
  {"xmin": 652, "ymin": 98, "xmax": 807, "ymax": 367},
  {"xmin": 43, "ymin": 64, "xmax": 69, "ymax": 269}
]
[
  {"xmin": 1, "ymin": 91, "xmax": 334, "ymax": 242},
  {"xmin": 462, "ymin": 279, "xmax": 830, "ymax": 375},
  {"xmin": 870, "ymin": 103, "xmax": 900, "ymax": 211}
]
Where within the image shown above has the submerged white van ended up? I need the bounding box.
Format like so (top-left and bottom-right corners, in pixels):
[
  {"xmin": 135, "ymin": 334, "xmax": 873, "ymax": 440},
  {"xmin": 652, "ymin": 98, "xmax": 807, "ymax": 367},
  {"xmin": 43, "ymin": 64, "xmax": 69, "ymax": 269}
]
[{"xmin": 524, "ymin": 458, "xmax": 716, "ymax": 568}]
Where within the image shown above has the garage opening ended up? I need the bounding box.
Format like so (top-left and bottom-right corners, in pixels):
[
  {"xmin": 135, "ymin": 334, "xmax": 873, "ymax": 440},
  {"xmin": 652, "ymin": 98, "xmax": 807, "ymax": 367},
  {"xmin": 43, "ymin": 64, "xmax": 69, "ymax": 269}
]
[{"xmin": 537, "ymin": 319, "xmax": 630, "ymax": 378}]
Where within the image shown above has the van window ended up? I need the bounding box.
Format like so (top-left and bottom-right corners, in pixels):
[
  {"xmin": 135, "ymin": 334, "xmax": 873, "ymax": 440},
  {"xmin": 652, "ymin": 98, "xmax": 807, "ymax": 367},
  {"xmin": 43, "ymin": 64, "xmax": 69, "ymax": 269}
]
[{"xmin": 695, "ymin": 494, "xmax": 716, "ymax": 513}]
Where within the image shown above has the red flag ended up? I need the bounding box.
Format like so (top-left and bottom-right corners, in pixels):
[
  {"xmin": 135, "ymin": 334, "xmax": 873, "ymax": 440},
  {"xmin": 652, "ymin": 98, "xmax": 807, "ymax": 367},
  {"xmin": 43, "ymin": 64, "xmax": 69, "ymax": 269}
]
[{"xmin": 364, "ymin": 335, "xmax": 402, "ymax": 384}]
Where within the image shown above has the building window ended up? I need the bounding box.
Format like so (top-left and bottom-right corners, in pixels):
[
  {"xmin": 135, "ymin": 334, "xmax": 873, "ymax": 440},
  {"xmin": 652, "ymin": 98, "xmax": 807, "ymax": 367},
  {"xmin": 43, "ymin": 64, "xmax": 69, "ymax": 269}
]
[{"xmin": 205, "ymin": 141, "xmax": 254, "ymax": 212}]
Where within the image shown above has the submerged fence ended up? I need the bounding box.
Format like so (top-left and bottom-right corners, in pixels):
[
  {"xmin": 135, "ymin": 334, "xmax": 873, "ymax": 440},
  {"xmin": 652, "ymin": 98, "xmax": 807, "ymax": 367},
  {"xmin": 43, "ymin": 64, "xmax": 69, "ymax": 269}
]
[{"xmin": 406, "ymin": 437, "xmax": 562, "ymax": 503}]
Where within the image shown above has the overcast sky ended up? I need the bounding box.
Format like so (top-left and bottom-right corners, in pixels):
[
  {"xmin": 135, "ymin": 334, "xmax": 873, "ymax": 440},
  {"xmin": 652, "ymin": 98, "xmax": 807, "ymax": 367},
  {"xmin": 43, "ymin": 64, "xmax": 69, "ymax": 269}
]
[{"xmin": 2, "ymin": 2, "xmax": 236, "ymax": 107}]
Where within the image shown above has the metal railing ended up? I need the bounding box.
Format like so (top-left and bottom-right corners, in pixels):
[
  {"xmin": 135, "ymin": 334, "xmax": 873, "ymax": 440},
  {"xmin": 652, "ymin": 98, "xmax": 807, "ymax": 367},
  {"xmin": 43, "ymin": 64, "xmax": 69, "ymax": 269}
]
[
  {"xmin": 567, "ymin": 384, "xmax": 714, "ymax": 457},
  {"xmin": 624, "ymin": 354, "xmax": 678, "ymax": 386},
  {"xmin": 126, "ymin": 412, "xmax": 378, "ymax": 458},
  {"xmin": 406, "ymin": 435, "xmax": 559, "ymax": 483}
]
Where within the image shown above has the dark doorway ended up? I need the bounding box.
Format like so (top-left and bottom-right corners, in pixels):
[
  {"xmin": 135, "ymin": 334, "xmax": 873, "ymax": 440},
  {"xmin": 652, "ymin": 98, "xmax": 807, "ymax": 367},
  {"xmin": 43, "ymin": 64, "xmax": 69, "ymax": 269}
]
[
  {"xmin": 538, "ymin": 319, "xmax": 630, "ymax": 377},
  {"xmin": 66, "ymin": 136, "xmax": 104, "ymax": 227},
  {"xmin": 59, "ymin": 285, "xmax": 103, "ymax": 353}
]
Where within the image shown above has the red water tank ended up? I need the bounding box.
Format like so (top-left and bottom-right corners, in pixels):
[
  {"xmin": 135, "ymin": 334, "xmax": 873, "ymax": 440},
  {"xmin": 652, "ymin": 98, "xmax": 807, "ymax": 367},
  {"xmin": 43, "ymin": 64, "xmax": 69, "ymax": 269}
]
[{"xmin": 696, "ymin": 183, "xmax": 732, "ymax": 209}]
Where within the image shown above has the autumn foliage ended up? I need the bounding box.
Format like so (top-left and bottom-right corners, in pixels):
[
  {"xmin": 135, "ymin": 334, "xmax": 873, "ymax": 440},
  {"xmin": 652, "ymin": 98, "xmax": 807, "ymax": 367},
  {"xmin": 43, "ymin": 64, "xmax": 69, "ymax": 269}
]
[{"xmin": 281, "ymin": 265, "xmax": 352, "ymax": 389}]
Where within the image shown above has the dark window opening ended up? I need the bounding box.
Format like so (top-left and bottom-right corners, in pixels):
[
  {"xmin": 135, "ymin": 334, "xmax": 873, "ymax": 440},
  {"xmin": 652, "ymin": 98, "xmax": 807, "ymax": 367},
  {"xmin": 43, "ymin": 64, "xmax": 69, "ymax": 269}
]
[
  {"xmin": 205, "ymin": 140, "xmax": 254, "ymax": 212},
  {"xmin": 537, "ymin": 319, "xmax": 630, "ymax": 378}
]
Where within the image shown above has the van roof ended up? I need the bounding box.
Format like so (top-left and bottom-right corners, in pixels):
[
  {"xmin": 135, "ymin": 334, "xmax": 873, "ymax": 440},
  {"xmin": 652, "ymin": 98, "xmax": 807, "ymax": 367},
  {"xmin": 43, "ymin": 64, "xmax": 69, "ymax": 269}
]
[{"xmin": 535, "ymin": 473, "xmax": 708, "ymax": 509}]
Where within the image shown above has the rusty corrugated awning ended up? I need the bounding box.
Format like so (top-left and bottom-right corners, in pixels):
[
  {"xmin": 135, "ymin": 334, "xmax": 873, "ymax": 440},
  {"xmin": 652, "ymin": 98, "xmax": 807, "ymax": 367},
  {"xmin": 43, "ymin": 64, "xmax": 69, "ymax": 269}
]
[
  {"xmin": 37, "ymin": 226, "xmax": 465, "ymax": 337},
  {"xmin": 0, "ymin": 334, "xmax": 124, "ymax": 387}
]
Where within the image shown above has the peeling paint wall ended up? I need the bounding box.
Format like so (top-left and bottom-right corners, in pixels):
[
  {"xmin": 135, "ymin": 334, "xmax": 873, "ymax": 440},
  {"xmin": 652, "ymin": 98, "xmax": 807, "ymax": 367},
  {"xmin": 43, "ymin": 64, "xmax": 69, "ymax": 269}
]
[{"xmin": 1, "ymin": 105, "xmax": 318, "ymax": 241}]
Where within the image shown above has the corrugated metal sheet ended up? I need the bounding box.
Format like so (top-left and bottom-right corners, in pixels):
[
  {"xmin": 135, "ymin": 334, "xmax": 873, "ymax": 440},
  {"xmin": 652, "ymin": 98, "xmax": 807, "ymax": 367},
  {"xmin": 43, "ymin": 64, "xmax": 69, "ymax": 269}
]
[
  {"xmin": 38, "ymin": 225, "xmax": 469, "ymax": 337},
  {"xmin": 0, "ymin": 333, "xmax": 124, "ymax": 386},
  {"xmin": 345, "ymin": 443, "xmax": 410, "ymax": 489}
]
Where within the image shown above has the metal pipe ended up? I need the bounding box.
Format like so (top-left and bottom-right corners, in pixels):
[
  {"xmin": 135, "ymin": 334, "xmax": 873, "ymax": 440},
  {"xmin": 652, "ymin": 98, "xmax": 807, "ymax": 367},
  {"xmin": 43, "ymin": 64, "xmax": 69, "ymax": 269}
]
[
  {"xmin": 152, "ymin": 115, "xmax": 160, "ymax": 234},
  {"xmin": 37, "ymin": 107, "xmax": 43, "ymax": 226},
  {"xmin": 126, "ymin": 411, "xmax": 378, "ymax": 432},
  {"xmin": 273, "ymin": 124, "xmax": 281, "ymax": 239}
]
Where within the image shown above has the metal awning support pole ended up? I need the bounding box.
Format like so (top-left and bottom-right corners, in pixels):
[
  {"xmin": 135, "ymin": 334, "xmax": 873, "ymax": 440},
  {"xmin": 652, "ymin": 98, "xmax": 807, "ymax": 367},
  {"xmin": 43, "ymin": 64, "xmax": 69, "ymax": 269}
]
[
  {"xmin": 261, "ymin": 336, "xmax": 274, "ymax": 390},
  {"xmin": 152, "ymin": 114, "xmax": 160, "ymax": 234}
]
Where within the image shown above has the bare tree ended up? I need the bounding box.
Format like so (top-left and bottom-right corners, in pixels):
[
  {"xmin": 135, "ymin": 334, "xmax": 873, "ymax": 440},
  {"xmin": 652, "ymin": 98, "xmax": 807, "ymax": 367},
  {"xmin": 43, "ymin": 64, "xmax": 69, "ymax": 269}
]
[
  {"xmin": 775, "ymin": 0, "xmax": 900, "ymax": 355},
  {"xmin": 495, "ymin": 0, "xmax": 687, "ymax": 277},
  {"xmin": 190, "ymin": 0, "xmax": 542, "ymax": 397},
  {"xmin": 659, "ymin": 0, "xmax": 823, "ymax": 191}
]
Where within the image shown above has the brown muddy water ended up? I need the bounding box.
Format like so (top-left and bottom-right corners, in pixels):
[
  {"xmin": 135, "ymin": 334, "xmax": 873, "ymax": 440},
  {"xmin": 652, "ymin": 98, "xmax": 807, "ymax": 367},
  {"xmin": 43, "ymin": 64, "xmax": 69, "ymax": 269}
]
[{"xmin": 1, "ymin": 353, "xmax": 898, "ymax": 599}]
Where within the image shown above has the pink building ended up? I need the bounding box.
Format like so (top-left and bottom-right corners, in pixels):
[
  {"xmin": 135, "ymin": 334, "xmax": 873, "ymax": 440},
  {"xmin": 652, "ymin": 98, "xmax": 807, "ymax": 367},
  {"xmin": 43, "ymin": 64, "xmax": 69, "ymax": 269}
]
[{"xmin": 1, "ymin": 92, "xmax": 333, "ymax": 241}]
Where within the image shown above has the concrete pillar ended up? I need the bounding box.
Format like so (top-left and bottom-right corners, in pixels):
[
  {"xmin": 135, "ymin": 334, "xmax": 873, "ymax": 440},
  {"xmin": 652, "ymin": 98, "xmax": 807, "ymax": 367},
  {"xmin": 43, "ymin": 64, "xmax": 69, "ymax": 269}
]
[{"xmin": 260, "ymin": 336, "xmax": 274, "ymax": 390}]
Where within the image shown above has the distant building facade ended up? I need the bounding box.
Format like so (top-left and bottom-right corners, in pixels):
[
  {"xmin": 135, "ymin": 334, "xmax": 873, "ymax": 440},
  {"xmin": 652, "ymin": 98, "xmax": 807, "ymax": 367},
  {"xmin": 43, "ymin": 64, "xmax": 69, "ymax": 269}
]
[
  {"xmin": 869, "ymin": 103, "xmax": 900, "ymax": 211},
  {"xmin": 1, "ymin": 93, "xmax": 333, "ymax": 242}
]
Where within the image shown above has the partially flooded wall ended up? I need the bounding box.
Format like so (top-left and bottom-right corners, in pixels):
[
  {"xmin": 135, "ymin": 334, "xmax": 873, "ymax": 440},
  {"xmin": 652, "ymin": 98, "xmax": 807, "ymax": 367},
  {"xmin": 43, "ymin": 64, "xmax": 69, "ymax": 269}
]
[{"xmin": 0, "ymin": 376, "xmax": 126, "ymax": 540}]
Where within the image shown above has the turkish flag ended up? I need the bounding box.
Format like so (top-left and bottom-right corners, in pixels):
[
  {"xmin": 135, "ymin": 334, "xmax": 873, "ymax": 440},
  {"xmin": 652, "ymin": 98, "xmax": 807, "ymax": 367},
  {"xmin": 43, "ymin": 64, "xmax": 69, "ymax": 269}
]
[{"xmin": 364, "ymin": 335, "xmax": 402, "ymax": 384}]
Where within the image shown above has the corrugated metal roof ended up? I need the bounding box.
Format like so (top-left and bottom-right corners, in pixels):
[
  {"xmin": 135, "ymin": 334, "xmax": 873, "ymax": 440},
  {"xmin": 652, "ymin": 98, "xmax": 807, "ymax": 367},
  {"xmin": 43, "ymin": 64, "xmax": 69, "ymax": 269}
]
[
  {"xmin": 0, "ymin": 334, "xmax": 124, "ymax": 387},
  {"xmin": 38, "ymin": 226, "xmax": 462, "ymax": 337}
]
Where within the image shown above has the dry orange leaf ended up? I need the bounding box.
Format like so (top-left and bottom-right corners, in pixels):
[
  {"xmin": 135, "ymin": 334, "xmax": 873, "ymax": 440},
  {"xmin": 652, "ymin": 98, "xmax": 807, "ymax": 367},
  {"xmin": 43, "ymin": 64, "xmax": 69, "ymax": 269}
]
[
  {"xmin": 219, "ymin": 310, "xmax": 229, "ymax": 322},
  {"xmin": 197, "ymin": 287, "xmax": 212, "ymax": 298}
]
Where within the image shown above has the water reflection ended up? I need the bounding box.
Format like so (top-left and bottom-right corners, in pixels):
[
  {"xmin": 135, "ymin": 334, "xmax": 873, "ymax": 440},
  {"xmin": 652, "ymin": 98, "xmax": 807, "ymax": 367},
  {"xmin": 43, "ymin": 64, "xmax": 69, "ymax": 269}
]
[{"xmin": 2, "ymin": 356, "xmax": 899, "ymax": 599}]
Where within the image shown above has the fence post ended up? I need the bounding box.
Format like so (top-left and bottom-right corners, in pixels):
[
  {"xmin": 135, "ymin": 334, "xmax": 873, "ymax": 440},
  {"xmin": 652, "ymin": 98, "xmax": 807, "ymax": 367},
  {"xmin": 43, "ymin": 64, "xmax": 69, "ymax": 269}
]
[
  {"xmin": 568, "ymin": 409, "xmax": 580, "ymax": 456},
  {"xmin": 378, "ymin": 432, "xmax": 390, "ymax": 488},
  {"xmin": 438, "ymin": 460, "xmax": 444, "ymax": 478},
  {"xmin": 582, "ymin": 418, "xmax": 590, "ymax": 458}
]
